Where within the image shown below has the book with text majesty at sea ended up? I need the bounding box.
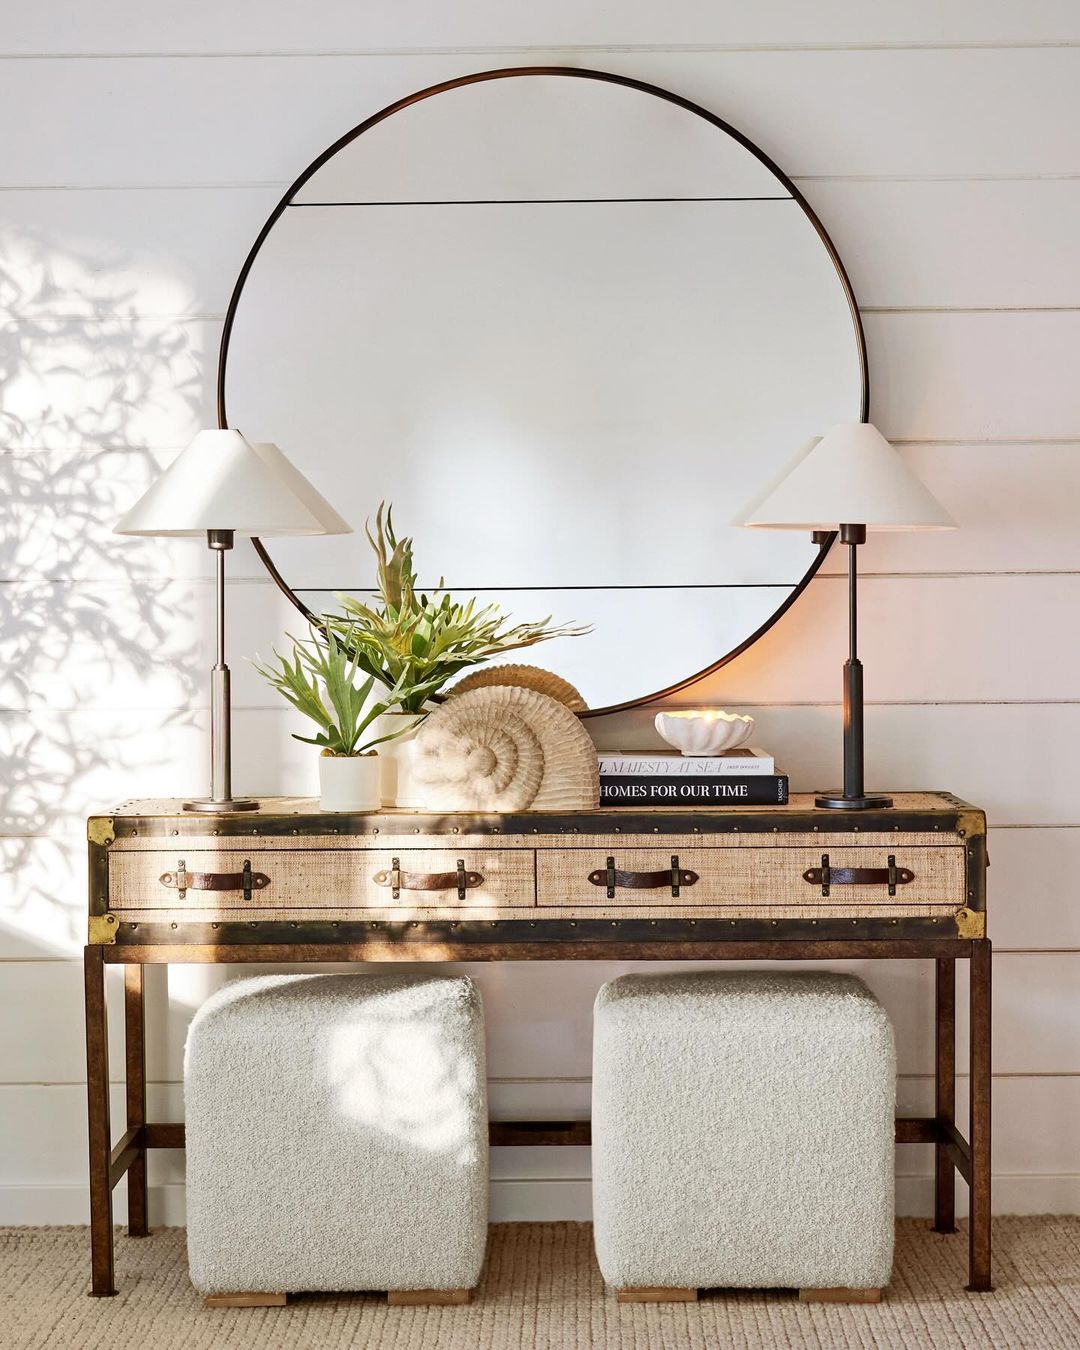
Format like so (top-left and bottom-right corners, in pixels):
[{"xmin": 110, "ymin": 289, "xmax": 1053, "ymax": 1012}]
[
  {"xmin": 598, "ymin": 748, "xmax": 774, "ymax": 777},
  {"xmin": 599, "ymin": 775, "xmax": 789, "ymax": 806}
]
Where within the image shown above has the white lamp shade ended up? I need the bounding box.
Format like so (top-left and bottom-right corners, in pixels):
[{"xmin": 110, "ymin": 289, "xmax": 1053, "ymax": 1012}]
[
  {"xmin": 114, "ymin": 430, "xmax": 341, "ymax": 537},
  {"xmin": 731, "ymin": 436, "xmax": 820, "ymax": 527},
  {"xmin": 248, "ymin": 442, "xmax": 352, "ymax": 535},
  {"xmin": 739, "ymin": 422, "xmax": 957, "ymax": 532}
]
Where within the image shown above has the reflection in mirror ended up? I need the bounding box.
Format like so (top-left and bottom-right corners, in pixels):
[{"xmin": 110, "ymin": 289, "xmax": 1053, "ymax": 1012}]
[{"xmin": 222, "ymin": 69, "xmax": 865, "ymax": 713}]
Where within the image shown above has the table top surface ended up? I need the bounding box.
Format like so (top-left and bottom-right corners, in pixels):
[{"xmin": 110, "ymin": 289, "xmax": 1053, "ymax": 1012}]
[{"xmin": 93, "ymin": 792, "xmax": 984, "ymax": 839}]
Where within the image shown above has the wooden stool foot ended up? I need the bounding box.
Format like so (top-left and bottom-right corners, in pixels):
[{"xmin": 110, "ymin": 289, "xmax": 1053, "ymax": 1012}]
[
  {"xmin": 799, "ymin": 1287, "xmax": 882, "ymax": 1304},
  {"xmin": 387, "ymin": 1287, "xmax": 472, "ymax": 1307},
  {"xmin": 617, "ymin": 1286, "xmax": 699, "ymax": 1303},
  {"xmin": 204, "ymin": 1292, "xmax": 287, "ymax": 1308}
]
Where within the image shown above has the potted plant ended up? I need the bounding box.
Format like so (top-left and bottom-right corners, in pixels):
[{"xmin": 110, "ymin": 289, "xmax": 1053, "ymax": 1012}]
[
  {"xmin": 254, "ymin": 623, "xmax": 410, "ymax": 811},
  {"xmin": 325, "ymin": 504, "xmax": 589, "ymax": 805}
]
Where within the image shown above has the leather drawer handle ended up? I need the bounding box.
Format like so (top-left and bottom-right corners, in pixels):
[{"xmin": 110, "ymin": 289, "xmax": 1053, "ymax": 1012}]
[
  {"xmin": 159, "ymin": 859, "xmax": 269, "ymax": 901},
  {"xmin": 373, "ymin": 858, "xmax": 483, "ymax": 901},
  {"xmin": 588, "ymin": 855, "xmax": 699, "ymax": 899},
  {"xmin": 803, "ymin": 853, "xmax": 913, "ymax": 898}
]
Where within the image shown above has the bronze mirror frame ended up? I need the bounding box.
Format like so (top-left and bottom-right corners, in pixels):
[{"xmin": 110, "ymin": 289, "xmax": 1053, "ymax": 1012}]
[{"xmin": 217, "ymin": 65, "xmax": 868, "ymax": 717}]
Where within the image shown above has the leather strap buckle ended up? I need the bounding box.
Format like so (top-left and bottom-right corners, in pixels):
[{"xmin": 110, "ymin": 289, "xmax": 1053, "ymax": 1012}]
[
  {"xmin": 159, "ymin": 859, "xmax": 270, "ymax": 898},
  {"xmin": 588, "ymin": 858, "xmax": 700, "ymax": 896},
  {"xmin": 372, "ymin": 859, "xmax": 485, "ymax": 897},
  {"xmin": 803, "ymin": 855, "xmax": 915, "ymax": 896}
]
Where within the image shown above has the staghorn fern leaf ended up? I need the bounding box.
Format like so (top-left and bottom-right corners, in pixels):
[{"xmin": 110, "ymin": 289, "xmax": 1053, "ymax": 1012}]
[{"xmin": 323, "ymin": 502, "xmax": 592, "ymax": 713}]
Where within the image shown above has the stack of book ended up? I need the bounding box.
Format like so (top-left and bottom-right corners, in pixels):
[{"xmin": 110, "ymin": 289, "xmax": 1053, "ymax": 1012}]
[{"xmin": 598, "ymin": 747, "xmax": 788, "ymax": 806}]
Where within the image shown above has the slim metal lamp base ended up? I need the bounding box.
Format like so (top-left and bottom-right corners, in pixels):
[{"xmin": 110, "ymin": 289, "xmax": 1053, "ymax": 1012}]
[
  {"xmin": 815, "ymin": 792, "xmax": 894, "ymax": 811},
  {"xmin": 182, "ymin": 797, "xmax": 260, "ymax": 814}
]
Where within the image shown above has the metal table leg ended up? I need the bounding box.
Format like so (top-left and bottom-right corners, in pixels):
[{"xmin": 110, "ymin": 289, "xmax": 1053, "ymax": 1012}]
[
  {"xmin": 967, "ymin": 938, "xmax": 993, "ymax": 1290},
  {"xmin": 124, "ymin": 964, "xmax": 149, "ymax": 1237},
  {"xmin": 933, "ymin": 956, "xmax": 958, "ymax": 1233},
  {"xmin": 84, "ymin": 946, "xmax": 116, "ymax": 1296}
]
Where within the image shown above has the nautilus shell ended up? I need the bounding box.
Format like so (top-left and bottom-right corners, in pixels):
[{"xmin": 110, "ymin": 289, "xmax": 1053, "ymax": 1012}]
[
  {"xmin": 449, "ymin": 664, "xmax": 589, "ymax": 712},
  {"xmin": 410, "ymin": 686, "xmax": 600, "ymax": 812}
]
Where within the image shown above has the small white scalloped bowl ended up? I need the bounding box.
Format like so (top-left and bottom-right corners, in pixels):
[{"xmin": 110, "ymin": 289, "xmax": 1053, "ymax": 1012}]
[{"xmin": 654, "ymin": 710, "xmax": 756, "ymax": 757}]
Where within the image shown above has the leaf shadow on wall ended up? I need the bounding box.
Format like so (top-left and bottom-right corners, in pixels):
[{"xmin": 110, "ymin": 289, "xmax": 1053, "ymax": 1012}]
[{"xmin": 0, "ymin": 228, "xmax": 209, "ymax": 953}]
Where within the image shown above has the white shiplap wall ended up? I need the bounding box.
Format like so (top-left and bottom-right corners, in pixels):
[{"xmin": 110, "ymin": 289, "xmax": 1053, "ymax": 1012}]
[{"xmin": 2, "ymin": 3, "xmax": 1079, "ymax": 1224}]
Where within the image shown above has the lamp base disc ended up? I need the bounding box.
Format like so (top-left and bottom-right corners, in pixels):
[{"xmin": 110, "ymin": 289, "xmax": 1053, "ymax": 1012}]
[
  {"xmin": 815, "ymin": 792, "xmax": 894, "ymax": 811},
  {"xmin": 182, "ymin": 798, "xmax": 260, "ymax": 814}
]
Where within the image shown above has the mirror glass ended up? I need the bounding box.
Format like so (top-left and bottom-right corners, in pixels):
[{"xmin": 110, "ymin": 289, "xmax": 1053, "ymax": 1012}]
[{"xmin": 222, "ymin": 70, "xmax": 865, "ymax": 713}]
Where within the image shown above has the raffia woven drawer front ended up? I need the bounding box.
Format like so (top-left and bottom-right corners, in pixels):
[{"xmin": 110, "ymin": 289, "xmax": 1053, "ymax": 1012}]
[
  {"xmin": 109, "ymin": 847, "xmax": 535, "ymax": 918},
  {"xmin": 537, "ymin": 845, "xmax": 965, "ymax": 912}
]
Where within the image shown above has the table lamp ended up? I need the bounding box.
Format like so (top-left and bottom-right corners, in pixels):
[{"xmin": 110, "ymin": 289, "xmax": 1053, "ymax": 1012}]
[
  {"xmin": 115, "ymin": 429, "xmax": 351, "ymax": 812},
  {"xmin": 736, "ymin": 422, "xmax": 956, "ymax": 810}
]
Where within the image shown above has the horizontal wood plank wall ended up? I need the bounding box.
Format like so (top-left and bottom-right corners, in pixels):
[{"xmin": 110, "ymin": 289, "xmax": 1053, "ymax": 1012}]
[{"xmin": 2, "ymin": 5, "xmax": 1077, "ymax": 1221}]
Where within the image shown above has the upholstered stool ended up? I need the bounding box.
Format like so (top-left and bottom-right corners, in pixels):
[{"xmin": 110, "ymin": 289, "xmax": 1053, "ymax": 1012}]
[
  {"xmin": 592, "ymin": 971, "xmax": 895, "ymax": 1303},
  {"xmin": 185, "ymin": 972, "xmax": 488, "ymax": 1306}
]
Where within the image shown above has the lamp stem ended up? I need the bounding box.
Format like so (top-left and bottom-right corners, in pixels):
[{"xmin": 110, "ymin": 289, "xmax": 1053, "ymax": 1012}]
[
  {"xmin": 183, "ymin": 530, "xmax": 257, "ymax": 812},
  {"xmin": 848, "ymin": 529, "xmax": 858, "ymax": 665},
  {"xmin": 210, "ymin": 533, "xmax": 232, "ymax": 804},
  {"xmin": 843, "ymin": 527, "xmax": 864, "ymax": 800},
  {"xmin": 816, "ymin": 523, "xmax": 891, "ymax": 810},
  {"xmin": 215, "ymin": 542, "xmax": 227, "ymax": 670}
]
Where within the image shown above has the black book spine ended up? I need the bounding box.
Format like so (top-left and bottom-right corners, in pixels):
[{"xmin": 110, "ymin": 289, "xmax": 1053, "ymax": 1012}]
[{"xmin": 598, "ymin": 776, "xmax": 789, "ymax": 806}]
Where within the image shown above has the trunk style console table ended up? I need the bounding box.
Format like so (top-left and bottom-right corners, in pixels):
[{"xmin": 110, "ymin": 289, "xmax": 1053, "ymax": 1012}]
[{"xmin": 84, "ymin": 792, "xmax": 991, "ymax": 1296}]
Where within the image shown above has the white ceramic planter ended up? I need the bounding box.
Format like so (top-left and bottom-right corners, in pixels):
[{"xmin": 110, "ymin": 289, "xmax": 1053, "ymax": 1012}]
[
  {"xmin": 318, "ymin": 753, "xmax": 381, "ymax": 811},
  {"xmin": 372, "ymin": 711, "xmax": 428, "ymax": 807}
]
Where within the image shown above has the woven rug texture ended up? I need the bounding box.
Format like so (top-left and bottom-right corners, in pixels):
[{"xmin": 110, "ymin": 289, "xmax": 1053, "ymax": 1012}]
[{"xmin": 3, "ymin": 1218, "xmax": 1079, "ymax": 1349}]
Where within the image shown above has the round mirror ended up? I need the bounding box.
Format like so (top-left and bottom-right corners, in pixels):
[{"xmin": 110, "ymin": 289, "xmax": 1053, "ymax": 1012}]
[{"xmin": 221, "ymin": 67, "xmax": 866, "ymax": 715}]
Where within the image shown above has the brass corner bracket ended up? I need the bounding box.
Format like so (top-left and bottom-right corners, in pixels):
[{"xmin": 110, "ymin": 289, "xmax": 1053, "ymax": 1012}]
[
  {"xmin": 87, "ymin": 818, "xmax": 115, "ymax": 848},
  {"xmin": 954, "ymin": 907, "xmax": 986, "ymax": 939},
  {"xmin": 88, "ymin": 913, "xmax": 118, "ymax": 945},
  {"xmin": 956, "ymin": 809, "xmax": 987, "ymax": 843}
]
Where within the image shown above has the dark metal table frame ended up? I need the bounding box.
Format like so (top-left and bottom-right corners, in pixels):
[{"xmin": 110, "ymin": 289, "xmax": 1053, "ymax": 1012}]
[{"xmin": 84, "ymin": 931, "xmax": 992, "ymax": 1298}]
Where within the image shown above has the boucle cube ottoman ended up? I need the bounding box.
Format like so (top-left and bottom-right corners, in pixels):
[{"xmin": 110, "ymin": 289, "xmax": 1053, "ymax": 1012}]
[
  {"xmin": 592, "ymin": 971, "xmax": 895, "ymax": 1303},
  {"xmin": 185, "ymin": 972, "xmax": 488, "ymax": 1306}
]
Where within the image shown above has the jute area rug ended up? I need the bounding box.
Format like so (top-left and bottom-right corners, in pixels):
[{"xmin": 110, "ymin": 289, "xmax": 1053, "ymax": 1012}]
[{"xmin": 3, "ymin": 1218, "xmax": 1079, "ymax": 1349}]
